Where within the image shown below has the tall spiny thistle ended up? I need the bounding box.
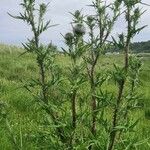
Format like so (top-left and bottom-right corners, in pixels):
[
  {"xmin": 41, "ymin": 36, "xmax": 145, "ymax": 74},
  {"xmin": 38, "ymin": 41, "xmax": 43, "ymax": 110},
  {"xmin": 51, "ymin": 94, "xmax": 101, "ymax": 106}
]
[
  {"xmin": 62, "ymin": 10, "xmax": 87, "ymax": 148},
  {"xmin": 108, "ymin": 0, "xmax": 146, "ymax": 149},
  {"xmin": 5, "ymin": 0, "xmax": 147, "ymax": 149},
  {"xmin": 85, "ymin": 0, "xmax": 121, "ymax": 138},
  {"xmin": 8, "ymin": 0, "xmax": 67, "ymax": 144}
]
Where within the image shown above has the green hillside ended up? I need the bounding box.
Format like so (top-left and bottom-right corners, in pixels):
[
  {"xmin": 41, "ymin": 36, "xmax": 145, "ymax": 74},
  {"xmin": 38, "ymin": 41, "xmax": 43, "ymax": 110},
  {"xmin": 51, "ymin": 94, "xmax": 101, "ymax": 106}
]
[{"xmin": 0, "ymin": 44, "xmax": 150, "ymax": 149}]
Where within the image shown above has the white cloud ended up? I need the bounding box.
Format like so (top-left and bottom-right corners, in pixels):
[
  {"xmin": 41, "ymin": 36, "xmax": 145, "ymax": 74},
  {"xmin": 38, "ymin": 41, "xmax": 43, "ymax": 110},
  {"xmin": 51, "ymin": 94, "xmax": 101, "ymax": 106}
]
[{"xmin": 0, "ymin": 0, "xmax": 150, "ymax": 47}]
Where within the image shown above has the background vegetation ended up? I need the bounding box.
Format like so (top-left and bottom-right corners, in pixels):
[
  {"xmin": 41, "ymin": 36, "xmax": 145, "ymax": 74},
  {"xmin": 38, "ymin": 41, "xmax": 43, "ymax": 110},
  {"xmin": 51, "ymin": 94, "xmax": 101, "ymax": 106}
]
[
  {"xmin": 0, "ymin": 44, "xmax": 150, "ymax": 149},
  {"xmin": 131, "ymin": 40, "xmax": 150, "ymax": 53},
  {"xmin": 0, "ymin": 0, "xmax": 150, "ymax": 149}
]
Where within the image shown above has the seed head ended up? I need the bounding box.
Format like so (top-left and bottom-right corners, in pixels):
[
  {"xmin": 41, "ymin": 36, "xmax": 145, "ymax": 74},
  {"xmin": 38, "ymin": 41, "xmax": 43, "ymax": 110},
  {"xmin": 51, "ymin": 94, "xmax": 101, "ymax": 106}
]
[
  {"xmin": 65, "ymin": 32, "xmax": 74, "ymax": 45},
  {"xmin": 73, "ymin": 23, "xmax": 86, "ymax": 36}
]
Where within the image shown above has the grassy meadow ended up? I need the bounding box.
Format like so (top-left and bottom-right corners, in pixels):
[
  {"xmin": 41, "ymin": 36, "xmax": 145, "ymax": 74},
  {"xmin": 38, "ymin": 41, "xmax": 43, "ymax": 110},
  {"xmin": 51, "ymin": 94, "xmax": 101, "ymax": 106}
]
[{"xmin": 0, "ymin": 44, "xmax": 150, "ymax": 149}]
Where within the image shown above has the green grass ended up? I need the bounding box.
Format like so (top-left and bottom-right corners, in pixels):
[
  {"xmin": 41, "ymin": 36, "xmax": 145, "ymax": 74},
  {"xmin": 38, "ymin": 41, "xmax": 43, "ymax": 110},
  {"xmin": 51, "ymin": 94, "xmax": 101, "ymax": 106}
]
[{"xmin": 0, "ymin": 44, "xmax": 150, "ymax": 149}]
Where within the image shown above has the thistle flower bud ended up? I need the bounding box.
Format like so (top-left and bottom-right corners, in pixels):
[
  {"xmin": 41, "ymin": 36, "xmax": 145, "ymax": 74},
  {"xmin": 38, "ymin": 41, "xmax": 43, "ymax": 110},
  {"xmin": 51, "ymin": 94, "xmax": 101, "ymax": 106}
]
[
  {"xmin": 65, "ymin": 32, "xmax": 74, "ymax": 45},
  {"xmin": 39, "ymin": 3, "xmax": 47, "ymax": 18},
  {"xmin": 87, "ymin": 15, "xmax": 94, "ymax": 23},
  {"xmin": 73, "ymin": 23, "xmax": 86, "ymax": 36},
  {"xmin": 87, "ymin": 16, "xmax": 95, "ymax": 28},
  {"xmin": 74, "ymin": 10, "xmax": 81, "ymax": 18}
]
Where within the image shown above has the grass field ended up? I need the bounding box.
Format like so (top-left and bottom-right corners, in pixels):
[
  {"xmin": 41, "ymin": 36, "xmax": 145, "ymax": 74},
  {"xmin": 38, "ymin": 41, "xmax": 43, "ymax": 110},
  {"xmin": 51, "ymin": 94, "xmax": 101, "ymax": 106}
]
[{"xmin": 0, "ymin": 44, "xmax": 150, "ymax": 149}]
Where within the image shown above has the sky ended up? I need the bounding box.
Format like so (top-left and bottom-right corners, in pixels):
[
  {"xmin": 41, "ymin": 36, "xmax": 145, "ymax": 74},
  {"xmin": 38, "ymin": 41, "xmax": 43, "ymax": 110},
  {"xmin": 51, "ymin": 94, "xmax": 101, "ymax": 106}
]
[{"xmin": 0, "ymin": 0, "xmax": 150, "ymax": 48}]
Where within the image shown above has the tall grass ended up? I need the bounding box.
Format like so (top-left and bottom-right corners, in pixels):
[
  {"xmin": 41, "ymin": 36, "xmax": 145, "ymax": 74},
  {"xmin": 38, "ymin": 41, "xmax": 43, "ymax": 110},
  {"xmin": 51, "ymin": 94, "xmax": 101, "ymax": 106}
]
[{"xmin": 0, "ymin": 44, "xmax": 150, "ymax": 149}]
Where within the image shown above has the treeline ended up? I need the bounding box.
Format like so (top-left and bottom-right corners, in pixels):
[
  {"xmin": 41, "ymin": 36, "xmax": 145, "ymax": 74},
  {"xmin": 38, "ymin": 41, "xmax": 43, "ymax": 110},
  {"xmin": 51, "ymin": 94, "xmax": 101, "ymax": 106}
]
[
  {"xmin": 131, "ymin": 40, "xmax": 150, "ymax": 53},
  {"xmin": 108, "ymin": 40, "xmax": 150, "ymax": 53}
]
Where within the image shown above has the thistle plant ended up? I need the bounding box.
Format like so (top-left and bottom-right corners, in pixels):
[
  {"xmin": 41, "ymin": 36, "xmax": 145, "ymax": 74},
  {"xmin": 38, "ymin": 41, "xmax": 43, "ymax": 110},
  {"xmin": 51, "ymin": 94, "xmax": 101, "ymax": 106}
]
[
  {"xmin": 9, "ymin": 0, "xmax": 66, "ymax": 147},
  {"xmin": 85, "ymin": 0, "xmax": 121, "ymax": 138},
  {"xmin": 62, "ymin": 10, "xmax": 87, "ymax": 147},
  {"xmin": 108, "ymin": 0, "xmax": 146, "ymax": 149},
  {"xmin": 4, "ymin": 0, "xmax": 147, "ymax": 149}
]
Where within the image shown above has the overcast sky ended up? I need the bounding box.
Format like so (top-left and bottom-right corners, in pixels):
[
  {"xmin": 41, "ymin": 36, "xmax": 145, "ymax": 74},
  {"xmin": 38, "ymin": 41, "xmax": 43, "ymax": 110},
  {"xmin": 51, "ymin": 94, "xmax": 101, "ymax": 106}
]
[{"xmin": 0, "ymin": 0, "xmax": 150, "ymax": 48}]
